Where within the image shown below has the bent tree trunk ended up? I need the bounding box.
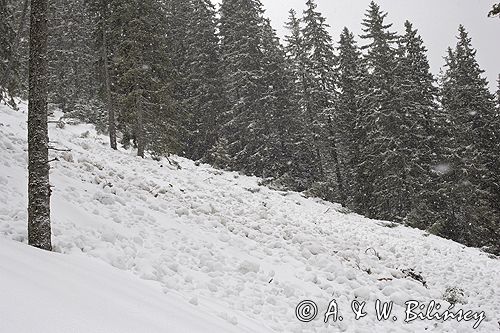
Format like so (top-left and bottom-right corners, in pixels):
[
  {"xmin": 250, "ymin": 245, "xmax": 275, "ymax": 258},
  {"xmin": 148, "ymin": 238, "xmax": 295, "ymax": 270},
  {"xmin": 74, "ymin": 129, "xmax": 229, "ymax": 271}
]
[{"xmin": 28, "ymin": 0, "xmax": 51, "ymax": 250}]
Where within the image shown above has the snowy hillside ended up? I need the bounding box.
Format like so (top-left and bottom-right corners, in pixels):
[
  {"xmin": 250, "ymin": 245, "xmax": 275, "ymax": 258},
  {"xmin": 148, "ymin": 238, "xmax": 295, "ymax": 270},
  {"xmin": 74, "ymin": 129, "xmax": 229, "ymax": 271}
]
[
  {"xmin": 0, "ymin": 238, "xmax": 257, "ymax": 333},
  {"xmin": 0, "ymin": 102, "xmax": 499, "ymax": 333}
]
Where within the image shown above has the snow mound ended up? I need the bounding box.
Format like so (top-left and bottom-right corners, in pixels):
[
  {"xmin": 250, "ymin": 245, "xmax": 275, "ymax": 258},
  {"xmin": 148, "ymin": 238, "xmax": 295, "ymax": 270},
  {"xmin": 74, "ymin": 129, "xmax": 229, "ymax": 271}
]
[{"xmin": 0, "ymin": 102, "xmax": 499, "ymax": 332}]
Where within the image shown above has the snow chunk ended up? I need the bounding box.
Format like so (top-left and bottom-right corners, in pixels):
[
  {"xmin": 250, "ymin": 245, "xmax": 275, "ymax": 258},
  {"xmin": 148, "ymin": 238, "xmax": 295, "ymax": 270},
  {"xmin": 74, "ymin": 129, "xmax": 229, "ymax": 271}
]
[
  {"xmin": 238, "ymin": 260, "xmax": 260, "ymax": 274},
  {"xmin": 93, "ymin": 191, "xmax": 115, "ymax": 205}
]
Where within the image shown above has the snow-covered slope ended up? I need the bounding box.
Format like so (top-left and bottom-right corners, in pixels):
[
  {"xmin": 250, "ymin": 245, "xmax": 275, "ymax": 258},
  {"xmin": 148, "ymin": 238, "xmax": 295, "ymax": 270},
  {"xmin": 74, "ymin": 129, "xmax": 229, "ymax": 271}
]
[
  {"xmin": 0, "ymin": 102, "xmax": 499, "ymax": 333},
  {"xmin": 0, "ymin": 238, "xmax": 256, "ymax": 333}
]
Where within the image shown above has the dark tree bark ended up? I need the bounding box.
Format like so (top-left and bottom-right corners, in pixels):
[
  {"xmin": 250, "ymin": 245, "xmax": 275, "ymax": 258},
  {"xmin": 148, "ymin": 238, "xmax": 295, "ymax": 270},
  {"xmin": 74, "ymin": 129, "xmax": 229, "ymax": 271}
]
[
  {"xmin": 28, "ymin": 0, "xmax": 51, "ymax": 251},
  {"xmin": 101, "ymin": 0, "xmax": 117, "ymax": 150}
]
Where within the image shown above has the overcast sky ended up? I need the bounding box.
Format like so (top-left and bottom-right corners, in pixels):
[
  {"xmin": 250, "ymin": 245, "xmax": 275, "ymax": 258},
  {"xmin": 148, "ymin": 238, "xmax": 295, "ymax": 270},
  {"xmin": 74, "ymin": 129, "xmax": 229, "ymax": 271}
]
[{"xmin": 214, "ymin": 0, "xmax": 499, "ymax": 91}]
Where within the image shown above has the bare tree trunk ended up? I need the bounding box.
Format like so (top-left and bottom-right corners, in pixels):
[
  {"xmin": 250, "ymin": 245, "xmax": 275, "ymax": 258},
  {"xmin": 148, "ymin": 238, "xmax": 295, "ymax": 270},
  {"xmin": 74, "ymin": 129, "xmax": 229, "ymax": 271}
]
[
  {"xmin": 0, "ymin": 0, "xmax": 29, "ymax": 90},
  {"xmin": 28, "ymin": 0, "xmax": 51, "ymax": 250},
  {"xmin": 101, "ymin": 0, "xmax": 117, "ymax": 150},
  {"xmin": 136, "ymin": 93, "xmax": 145, "ymax": 158}
]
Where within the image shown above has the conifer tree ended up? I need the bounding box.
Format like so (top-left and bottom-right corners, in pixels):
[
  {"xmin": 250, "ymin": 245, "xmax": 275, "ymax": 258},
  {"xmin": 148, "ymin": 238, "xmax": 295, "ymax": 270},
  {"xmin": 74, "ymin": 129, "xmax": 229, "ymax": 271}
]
[
  {"xmin": 399, "ymin": 22, "xmax": 449, "ymax": 231},
  {"xmin": 6, "ymin": 0, "xmax": 30, "ymax": 88},
  {"xmin": 164, "ymin": 0, "xmax": 191, "ymax": 155},
  {"xmin": 395, "ymin": 21, "xmax": 442, "ymax": 221},
  {"xmin": 283, "ymin": 9, "xmax": 304, "ymax": 89},
  {"xmin": 335, "ymin": 27, "xmax": 368, "ymax": 210},
  {"xmin": 284, "ymin": 9, "xmax": 308, "ymax": 112},
  {"xmin": 259, "ymin": 18, "xmax": 315, "ymax": 184},
  {"xmin": 216, "ymin": 0, "xmax": 267, "ymax": 175},
  {"xmin": 47, "ymin": 0, "xmax": 96, "ymax": 112},
  {"xmin": 100, "ymin": 0, "xmax": 117, "ymax": 150},
  {"xmin": 283, "ymin": 9, "xmax": 321, "ymax": 189},
  {"xmin": 177, "ymin": 0, "xmax": 223, "ymax": 161},
  {"xmin": 284, "ymin": 5, "xmax": 319, "ymax": 182},
  {"xmin": 257, "ymin": 19, "xmax": 288, "ymax": 178},
  {"xmin": 84, "ymin": 0, "xmax": 118, "ymax": 148},
  {"xmin": 109, "ymin": 0, "xmax": 179, "ymax": 157},
  {"xmin": 410, "ymin": 49, "xmax": 469, "ymax": 235},
  {"xmin": 358, "ymin": 1, "xmax": 404, "ymax": 220},
  {"xmin": 9, "ymin": 0, "xmax": 30, "ymax": 98},
  {"xmin": 0, "ymin": 0, "xmax": 18, "ymax": 104},
  {"xmin": 436, "ymin": 26, "xmax": 499, "ymax": 253},
  {"xmin": 301, "ymin": 0, "xmax": 340, "ymax": 201}
]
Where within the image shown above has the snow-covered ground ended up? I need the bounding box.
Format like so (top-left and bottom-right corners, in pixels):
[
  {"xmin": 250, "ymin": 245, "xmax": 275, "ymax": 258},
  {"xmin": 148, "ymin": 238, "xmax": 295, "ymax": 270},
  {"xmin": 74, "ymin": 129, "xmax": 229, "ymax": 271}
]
[
  {"xmin": 0, "ymin": 238, "xmax": 258, "ymax": 333},
  {"xmin": 0, "ymin": 102, "xmax": 499, "ymax": 332}
]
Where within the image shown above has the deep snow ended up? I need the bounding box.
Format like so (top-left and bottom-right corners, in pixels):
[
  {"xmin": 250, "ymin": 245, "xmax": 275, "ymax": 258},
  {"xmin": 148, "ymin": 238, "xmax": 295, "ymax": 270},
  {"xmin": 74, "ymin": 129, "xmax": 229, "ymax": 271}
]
[
  {"xmin": 0, "ymin": 238, "xmax": 259, "ymax": 333},
  {"xmin": 0, "ymin": 102, "xmax": 499, "ymax": 332}
]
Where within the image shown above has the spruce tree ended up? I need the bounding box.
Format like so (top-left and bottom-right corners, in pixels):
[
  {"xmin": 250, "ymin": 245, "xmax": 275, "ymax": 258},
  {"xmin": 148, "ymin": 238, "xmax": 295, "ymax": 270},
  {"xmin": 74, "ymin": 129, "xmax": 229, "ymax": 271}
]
[
  {"xmin": 283, "ymin": 9, "xmax": 304, "ymax": 90},
  {"xmin": 284, "ymin": 9, "xmax": 308, "ymax": 114},
  {"xmin": 358, "ymin": 1, "xmax": 405, "ymax": 220},
  {"xmin": 335, "ymin": 27, "xmax": 368, "ymax": 210},
  {"xmin": 47, "ymin": 0, "xmax": 96, "ymax": 112},
  {"xmin": 178, "ymin": 0, "xmax": 223, "ymax": 161},
  {"xmin": 301, "ymin": 0, "xmax": 340, "ymax": 201},
  {"xmin": 257, "ymin": 19, "xmax": 287, "ymax": 178},
  {"xmin": 164, "ymin": 0, "xmax": 191, "ymax": 155},
  {"xmin": 399, "ymin": 21, "xmax": 449, "ymax": 232},
  {"xmin": 85, "ymin": 0, "xmax": 118, "ymax": 149},
  {"xmin": 100, "ymin": 0, "xmax": 117, "ymax": 150},
  {"xmin": 108, "ymin": 0, "xmax": 179, "ymax": 157},
  {"xmin": 283, "ymin": 9, "xmax": 321, "ymax": 189},
  {"xmin": 0, "ymin": 0, "xmax": 18, "ymax": 104},
  {"xmin": 10, "ymin": 0, "xmax": 30, "ymax": 98},
  {"xmin": 216, "ymin": 0, "xmax": 312, "ymax": 182},
  {"xmin": 0, "ymin": 0, "xmax": 13, "ymax": 74},
  {"xmin": 259, "ymin": 18, "xmax": 316, "ymax": 185},
  {"xmin": 395, "ymin": 21, "xmax": 442, "ymax": 223},
  {"xmin": 2, "ymin": 0, "xmax": 30, "ymax": 97},
  {"xmin": 216, "ymin": 0, "xmax": 267, "ymax": 175},
  {"xmin": 437, "ymin": 26, "xmax": 499, "ymax": 253}
]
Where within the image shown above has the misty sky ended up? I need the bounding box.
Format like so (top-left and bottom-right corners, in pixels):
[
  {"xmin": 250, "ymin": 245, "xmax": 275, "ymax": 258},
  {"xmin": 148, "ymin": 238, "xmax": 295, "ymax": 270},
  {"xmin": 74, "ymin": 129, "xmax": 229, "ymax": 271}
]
[{"xmin": 213, "ymin": 0, "xmax": 499, "ymax": 91}]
